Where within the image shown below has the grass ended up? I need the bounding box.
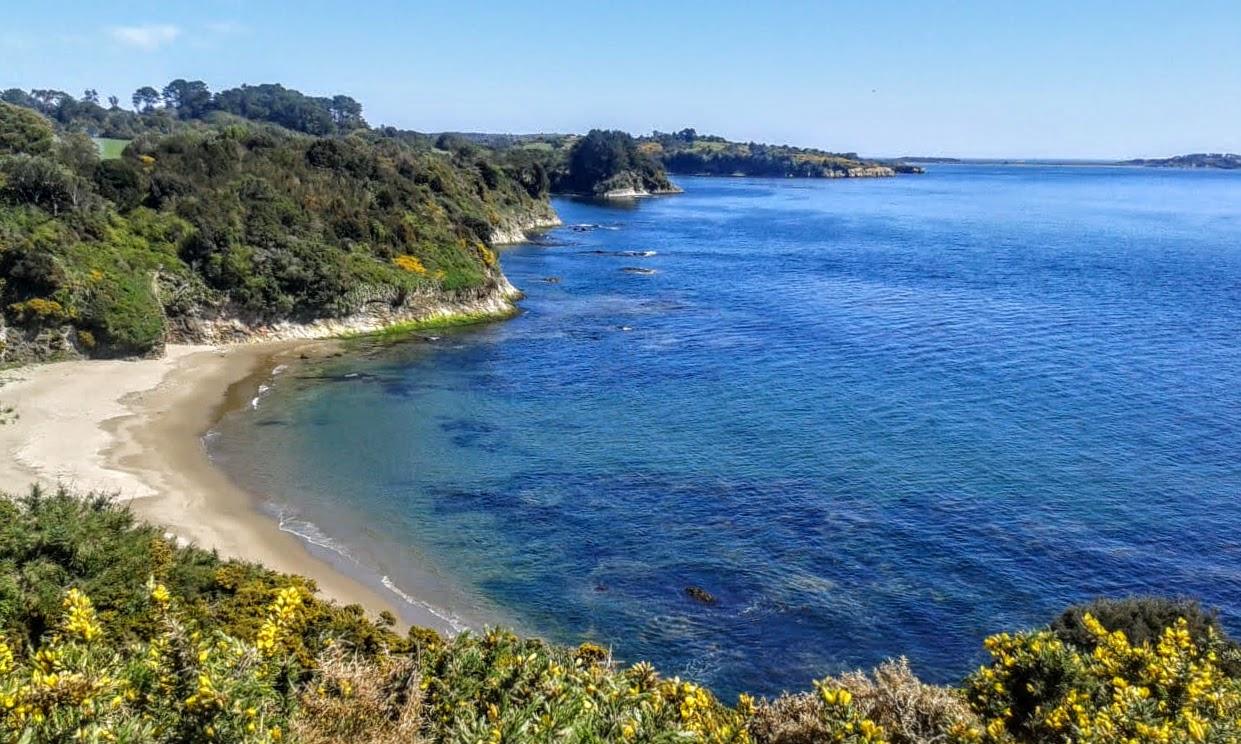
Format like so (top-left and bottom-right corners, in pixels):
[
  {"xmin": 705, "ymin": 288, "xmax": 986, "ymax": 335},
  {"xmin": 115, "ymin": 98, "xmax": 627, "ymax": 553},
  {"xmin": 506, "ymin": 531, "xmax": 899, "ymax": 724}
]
[
  {"xmin": 92, "ymin": 137, "xmax": 131, "ymax": 160},
  {"xmin": 339, "ymin": 306, "xmax": 519, "ymax": 340}
]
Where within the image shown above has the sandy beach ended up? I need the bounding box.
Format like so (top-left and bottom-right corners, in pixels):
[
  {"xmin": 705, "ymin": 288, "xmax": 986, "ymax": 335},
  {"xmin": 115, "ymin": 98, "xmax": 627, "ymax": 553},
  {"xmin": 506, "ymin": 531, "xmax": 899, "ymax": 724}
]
[{"xmin": 0, "ymin": 343, "xmax": 403, "ymax": 620}]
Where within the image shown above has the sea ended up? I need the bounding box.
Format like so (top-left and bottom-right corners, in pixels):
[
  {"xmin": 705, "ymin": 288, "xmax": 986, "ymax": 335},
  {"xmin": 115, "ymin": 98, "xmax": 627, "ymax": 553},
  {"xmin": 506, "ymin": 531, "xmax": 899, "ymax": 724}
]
[{"xmin": 207, "ymin": 165, "xmax": 1241, "ymax": 698}]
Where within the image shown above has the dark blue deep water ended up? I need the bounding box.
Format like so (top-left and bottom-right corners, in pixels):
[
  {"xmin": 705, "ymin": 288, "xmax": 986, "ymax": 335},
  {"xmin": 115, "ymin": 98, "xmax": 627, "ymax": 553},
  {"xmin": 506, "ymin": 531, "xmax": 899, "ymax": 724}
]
[{"xmin": 210, "ymin": 166, "xmax": 1241, "ymax": 698}]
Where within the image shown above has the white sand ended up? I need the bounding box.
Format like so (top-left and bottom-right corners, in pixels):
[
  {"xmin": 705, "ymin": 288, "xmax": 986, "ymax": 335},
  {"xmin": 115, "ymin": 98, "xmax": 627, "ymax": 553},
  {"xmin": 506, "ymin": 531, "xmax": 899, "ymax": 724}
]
[{"xmin": 0, "ymin": 344, "xmax": 401, "ymax": 617}]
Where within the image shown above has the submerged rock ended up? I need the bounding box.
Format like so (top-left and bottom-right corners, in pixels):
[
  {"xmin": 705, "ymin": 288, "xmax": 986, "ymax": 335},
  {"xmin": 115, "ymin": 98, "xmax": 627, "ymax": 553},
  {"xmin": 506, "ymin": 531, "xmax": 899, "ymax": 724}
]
[
  {"xmin": 685, "ymin": 586, "xmax": 717, "ymax": 605},
  {"xmin": 621, "ymin": 267, "xmax": 657, "ymax": 275}
]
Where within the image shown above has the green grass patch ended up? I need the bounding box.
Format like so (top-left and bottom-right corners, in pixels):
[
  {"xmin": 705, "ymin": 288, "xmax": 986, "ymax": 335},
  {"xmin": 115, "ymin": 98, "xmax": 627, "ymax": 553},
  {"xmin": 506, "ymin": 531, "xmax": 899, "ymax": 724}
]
[{"xmin": 93, "ymin": 137, "xmax": 130, "ymax": 160}]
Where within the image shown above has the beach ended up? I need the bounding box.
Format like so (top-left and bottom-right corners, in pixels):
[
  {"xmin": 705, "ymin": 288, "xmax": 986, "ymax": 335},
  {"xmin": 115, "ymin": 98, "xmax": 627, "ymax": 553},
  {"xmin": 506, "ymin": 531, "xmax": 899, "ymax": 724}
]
[{"xmin": 0, "ymin": 342, "xmax": 403, "ymax": 620}]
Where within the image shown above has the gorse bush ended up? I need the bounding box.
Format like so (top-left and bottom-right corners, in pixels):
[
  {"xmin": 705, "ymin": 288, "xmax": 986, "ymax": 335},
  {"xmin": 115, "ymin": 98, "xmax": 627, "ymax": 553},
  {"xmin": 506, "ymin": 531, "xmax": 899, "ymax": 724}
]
[
  {"xmin": 964, "ymin": 616, "xmax": 1241, "ymax": 743},
  {"xmin": 0, "ymin": 486, "xmax": 405, "ymax": 656},
  {"xmin": 1, "ymin": 486, "xmax": 1239, "ymax": 742}
]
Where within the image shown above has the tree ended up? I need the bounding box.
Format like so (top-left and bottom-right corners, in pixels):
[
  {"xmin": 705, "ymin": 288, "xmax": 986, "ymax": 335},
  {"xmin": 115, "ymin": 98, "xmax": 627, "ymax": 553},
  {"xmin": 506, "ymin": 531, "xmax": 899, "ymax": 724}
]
[
  {"xmin": 29, "ymin": 89, "xmax": 73, "ymax": 113},
  {"xmin": 329, "ymin": 95, "xmax": 366, "ymax": 130},
  {"xmin": 0, "ymin": 102, "xmax": 55, "ymax": 155},
  {"xmin": 161, "ymin": 79, "xmax": 212, "ymax": 118},
  {"xmin": 132, "ymin": 86, "xmax": 161, "ymax": 112},
  {"xmin": 107, "ymin": 95, "xmax": 120, "ymax": 109},
  {"xmin": 82, "ymin": 89, "xmax": 100, "ymax": 104},
  {"xmin": 0, "ymin": 154, "xmax": 94, "ymax": 215},
  {"xmin": 1, "ymin": 89, "xmax": 35, "ymax": 108}
]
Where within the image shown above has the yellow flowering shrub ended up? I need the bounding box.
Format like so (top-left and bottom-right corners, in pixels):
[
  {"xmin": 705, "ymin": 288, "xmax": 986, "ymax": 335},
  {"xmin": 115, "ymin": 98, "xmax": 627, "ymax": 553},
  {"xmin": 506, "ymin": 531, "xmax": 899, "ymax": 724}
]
[
  {"xmin": 0, "ymin": 583, "xmax": 303, "ymax": 743},
  {"xmin": 393, "ymin": 254, "xmax": 428, "ymax": 275},
  {"xmin": 7, "ymin": 297, "xmax": 68, "ymax": 321},
  {"xmin": 965, "ymin": 614, "xmax": 1241, "ymax": 743},
  {"xmin": 476, "ymin": 242, "xmax": 498, "ymax": 268}
]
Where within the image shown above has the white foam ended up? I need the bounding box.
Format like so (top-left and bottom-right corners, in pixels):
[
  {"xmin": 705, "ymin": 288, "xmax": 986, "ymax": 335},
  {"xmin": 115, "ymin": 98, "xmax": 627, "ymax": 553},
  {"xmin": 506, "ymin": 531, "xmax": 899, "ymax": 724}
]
[
  {"xmin": 250, "ymin": 383, "xmax": 272, "ymax": 410},
  {"xmin": 381, "ymin": 575, "xmax": 468, "ymax": 634},
  {"xmin": 276, "ymin": 510, "xmax": 355, "ymax": 561},
  {"xmin": 274, "ymin": 507, "xmax": 469, "ymax": 634}
]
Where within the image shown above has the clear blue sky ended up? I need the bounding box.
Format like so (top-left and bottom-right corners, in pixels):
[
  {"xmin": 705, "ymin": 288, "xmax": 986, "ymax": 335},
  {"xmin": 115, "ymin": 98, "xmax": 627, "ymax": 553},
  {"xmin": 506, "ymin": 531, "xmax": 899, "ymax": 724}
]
[{"xmin": 3, "ymin": 1, "xmax": 1238, "ymax": 158}]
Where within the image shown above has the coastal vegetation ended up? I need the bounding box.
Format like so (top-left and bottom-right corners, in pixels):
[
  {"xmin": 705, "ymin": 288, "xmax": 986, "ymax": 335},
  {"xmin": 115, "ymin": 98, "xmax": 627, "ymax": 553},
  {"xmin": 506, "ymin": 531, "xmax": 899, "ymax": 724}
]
[
  {"xmin": 1, "ymin": 485, "xmax": 1237, "ymax": 743},
  {"xmin": 0, "ymin": 85, "xmax": 557, "ymax": 362},
  {"xmin": 644, "ymin": 129, "xmax": 922, "ymax": 178},
  {"xmin": 554, "ymin": 130, "xmax": 678, "ymax": 196},
  {"xmin": 1120, "ymin": 153, "xmax": 1241, "ymax": 169}
]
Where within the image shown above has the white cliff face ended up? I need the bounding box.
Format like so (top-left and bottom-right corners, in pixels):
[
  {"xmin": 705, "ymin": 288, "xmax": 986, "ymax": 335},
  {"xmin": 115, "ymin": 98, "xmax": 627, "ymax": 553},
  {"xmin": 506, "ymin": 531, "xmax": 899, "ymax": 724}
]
[
  {"xmin": 168, "ymin": 276, "xmax": 523, "ymax": 346},
  {"xmin": 488, "ymin": 203, "xmax": 563, "ymax": 244}
]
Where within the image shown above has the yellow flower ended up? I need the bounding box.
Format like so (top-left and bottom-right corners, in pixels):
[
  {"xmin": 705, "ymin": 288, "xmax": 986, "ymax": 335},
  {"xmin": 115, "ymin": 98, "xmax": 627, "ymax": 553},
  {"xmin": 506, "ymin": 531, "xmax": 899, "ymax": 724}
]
[
  {"xmin": 62, "ymin": 588, "xmax": 103, "ymax": 642},
  {"xmin": 150, "ymin": 583, "xmax": 171, "ymax": 605}
]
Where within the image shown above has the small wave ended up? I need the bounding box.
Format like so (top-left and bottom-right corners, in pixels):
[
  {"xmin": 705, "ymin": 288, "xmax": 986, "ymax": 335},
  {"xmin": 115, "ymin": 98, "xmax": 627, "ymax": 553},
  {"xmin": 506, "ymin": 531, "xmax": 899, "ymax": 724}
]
[
  {"xmin": 381, "ymin": 575, "xmax": 469, "ymax": 634},
  {"xmin": 271, "ymin": 364, "xmax": 288, "ymax": 376},
  {"xmin": 273, "ymin": 507, "xmax": 469, "ymax": 634},
  {"xmin": 276, "ymin": 510, "xmax": 357, "ymax": 562},
  {"xmin": 250, "ymin": 383, "xmax": 272, "ymax": 410}
]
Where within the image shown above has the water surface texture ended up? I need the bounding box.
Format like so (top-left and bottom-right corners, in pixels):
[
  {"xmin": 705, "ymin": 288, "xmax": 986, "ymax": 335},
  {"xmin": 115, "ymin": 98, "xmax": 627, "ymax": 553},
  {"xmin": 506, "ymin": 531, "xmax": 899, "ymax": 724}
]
[{"xmin": 210, "ymin": 167, "xmax": 1241, "ymax": 697}]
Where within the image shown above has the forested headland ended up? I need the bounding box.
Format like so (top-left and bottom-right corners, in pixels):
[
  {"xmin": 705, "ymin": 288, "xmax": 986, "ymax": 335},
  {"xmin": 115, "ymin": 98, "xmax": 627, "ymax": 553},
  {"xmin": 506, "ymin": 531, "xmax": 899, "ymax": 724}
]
[
  {"xmin": 644, "ymin": 129, "xmax": 924, "ymax": 178},
  {"xmin": 0, "ymin": 82, "xmax": 691, "ymax": 362}
]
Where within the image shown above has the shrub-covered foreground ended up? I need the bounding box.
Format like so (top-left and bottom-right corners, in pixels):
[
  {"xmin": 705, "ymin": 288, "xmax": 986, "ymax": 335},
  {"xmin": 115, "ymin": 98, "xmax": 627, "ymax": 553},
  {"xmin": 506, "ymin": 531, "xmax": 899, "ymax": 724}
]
[{"xmin": 1, "ymin": 487, "xmax": 1238, "ymax": 743}]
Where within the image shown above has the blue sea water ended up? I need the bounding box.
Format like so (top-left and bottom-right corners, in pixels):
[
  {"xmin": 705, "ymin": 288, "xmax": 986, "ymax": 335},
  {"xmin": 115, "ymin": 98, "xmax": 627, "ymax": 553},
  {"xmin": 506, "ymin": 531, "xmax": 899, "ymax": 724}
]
[{"xmin": 208, "ymin": 166, "xmax": 1241, "ymax": 698}]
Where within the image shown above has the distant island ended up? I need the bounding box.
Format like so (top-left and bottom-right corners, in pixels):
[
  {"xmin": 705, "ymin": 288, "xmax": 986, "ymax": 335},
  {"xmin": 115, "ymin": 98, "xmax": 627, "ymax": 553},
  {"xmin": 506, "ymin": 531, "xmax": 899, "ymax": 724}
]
[
  {"xmin": 1121, "ymin": 152, "xmax": 1241, "ymax": 169},
  {"xmin": 896, "ymin": 156, "xmax": 963, "ymax": 164},
  {"xmin": 643, "ymin": 129, "xmax": 924, "ymax": 178},
  {"xmin": 459, "ymin": 128, "xmax": 925, "ymax": 183}
]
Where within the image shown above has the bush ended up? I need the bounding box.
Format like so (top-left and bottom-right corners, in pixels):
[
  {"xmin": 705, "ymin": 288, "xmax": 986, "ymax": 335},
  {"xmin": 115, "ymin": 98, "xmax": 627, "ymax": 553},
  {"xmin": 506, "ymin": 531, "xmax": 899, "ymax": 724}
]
[
  {"xmin": 1052, "ymin": 596, "xmax": 1241, "ymax": 678},
  {"xmin": 0, "ymin": 103, "xmax": 54, "ymax": 156},
  {"xmin": 965, "ymin": 616, "xmax": 1241, "ymax": 742},
  {"xmin": 1052, "ymin": 596, "xmax": 1228, "ymax": 650},
  {"xmin": 0, "ymin": 485, "xmax": 405, "ymax": 657},
  {"xmin": 292, "ymin": 644, "xmax": 421, "ymax": 744}
]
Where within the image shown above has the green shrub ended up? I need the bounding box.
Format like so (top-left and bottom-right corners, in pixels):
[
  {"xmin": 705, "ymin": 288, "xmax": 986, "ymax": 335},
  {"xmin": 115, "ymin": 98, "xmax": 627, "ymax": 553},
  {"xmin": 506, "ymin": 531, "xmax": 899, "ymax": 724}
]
[
  {"xmin": 0, "ymin": 103, "xmax": 54, "ymax": 156},
  {"xmin": 1051, "ymin": 596, "xmax": 1241, "ymax": 677}
]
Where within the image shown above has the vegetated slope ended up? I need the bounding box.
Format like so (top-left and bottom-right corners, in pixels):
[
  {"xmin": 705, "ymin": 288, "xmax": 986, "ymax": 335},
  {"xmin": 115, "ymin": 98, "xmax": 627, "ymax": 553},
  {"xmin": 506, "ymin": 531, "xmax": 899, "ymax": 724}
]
[
  {"xmin": 645, "ymin": 128, "xmax": 923, "ymax": 178},
  {"xmin": 454, "ymin": 129, "xmax": 679, "ymax": 197},
  {"xmin": 0, "ymin": 92, "xmax": 556, "ymax": 362},
  {"xmin": 0, "ymin": 485, "xmax": 1239, "ymax": 743}
]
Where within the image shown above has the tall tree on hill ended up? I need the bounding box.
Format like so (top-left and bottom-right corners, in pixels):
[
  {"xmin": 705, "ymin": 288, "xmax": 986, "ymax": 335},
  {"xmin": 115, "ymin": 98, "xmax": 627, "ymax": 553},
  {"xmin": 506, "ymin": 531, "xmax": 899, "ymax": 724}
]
[
  {"xmin": 161, "ymin": 79, "xmax": 212, "ymax": 119},
  {"xmin": 329, "ymin": 95, "xmax": 366, "ymax": 130},
  {"xmin": 132, "ymin": 86, "xmax": 161, "ymax": 113}
]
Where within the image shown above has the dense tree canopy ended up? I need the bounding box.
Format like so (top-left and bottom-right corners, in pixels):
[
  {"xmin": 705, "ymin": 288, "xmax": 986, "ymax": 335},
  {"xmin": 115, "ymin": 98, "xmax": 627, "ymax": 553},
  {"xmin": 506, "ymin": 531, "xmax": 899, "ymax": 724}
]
[
  {"xmin": 556, "ymin": 129, "xmax": 675, "ymax": 195},
  {"xmin": 0, "ymin": 98, "xmax": 549, "ymax": 360},
  {"xmin": 3, "ymin": 80, "xmax": 371, "ymax": 139}
]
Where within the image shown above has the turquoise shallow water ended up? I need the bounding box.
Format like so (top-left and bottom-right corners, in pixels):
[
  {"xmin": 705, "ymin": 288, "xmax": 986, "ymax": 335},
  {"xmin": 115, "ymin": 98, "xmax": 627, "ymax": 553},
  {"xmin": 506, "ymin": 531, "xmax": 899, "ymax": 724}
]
[{"xmin": 209, "ymin": 166, "xmax": 1241, "ymax": 697}]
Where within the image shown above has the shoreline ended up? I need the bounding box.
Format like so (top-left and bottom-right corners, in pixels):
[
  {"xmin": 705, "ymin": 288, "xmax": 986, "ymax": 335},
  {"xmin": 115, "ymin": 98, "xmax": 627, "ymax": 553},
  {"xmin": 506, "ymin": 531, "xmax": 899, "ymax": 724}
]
[{"xmin": 0, "ymin": 340, "xmax": 443, "ymax": 628}]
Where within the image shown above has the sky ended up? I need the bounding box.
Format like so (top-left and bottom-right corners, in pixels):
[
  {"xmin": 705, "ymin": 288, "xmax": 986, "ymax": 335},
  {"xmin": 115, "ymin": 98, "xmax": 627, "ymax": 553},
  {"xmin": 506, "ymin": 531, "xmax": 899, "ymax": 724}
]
[{"xmin": 2, "ymin": 1, "xmax": 1239, "ymax": 159}]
